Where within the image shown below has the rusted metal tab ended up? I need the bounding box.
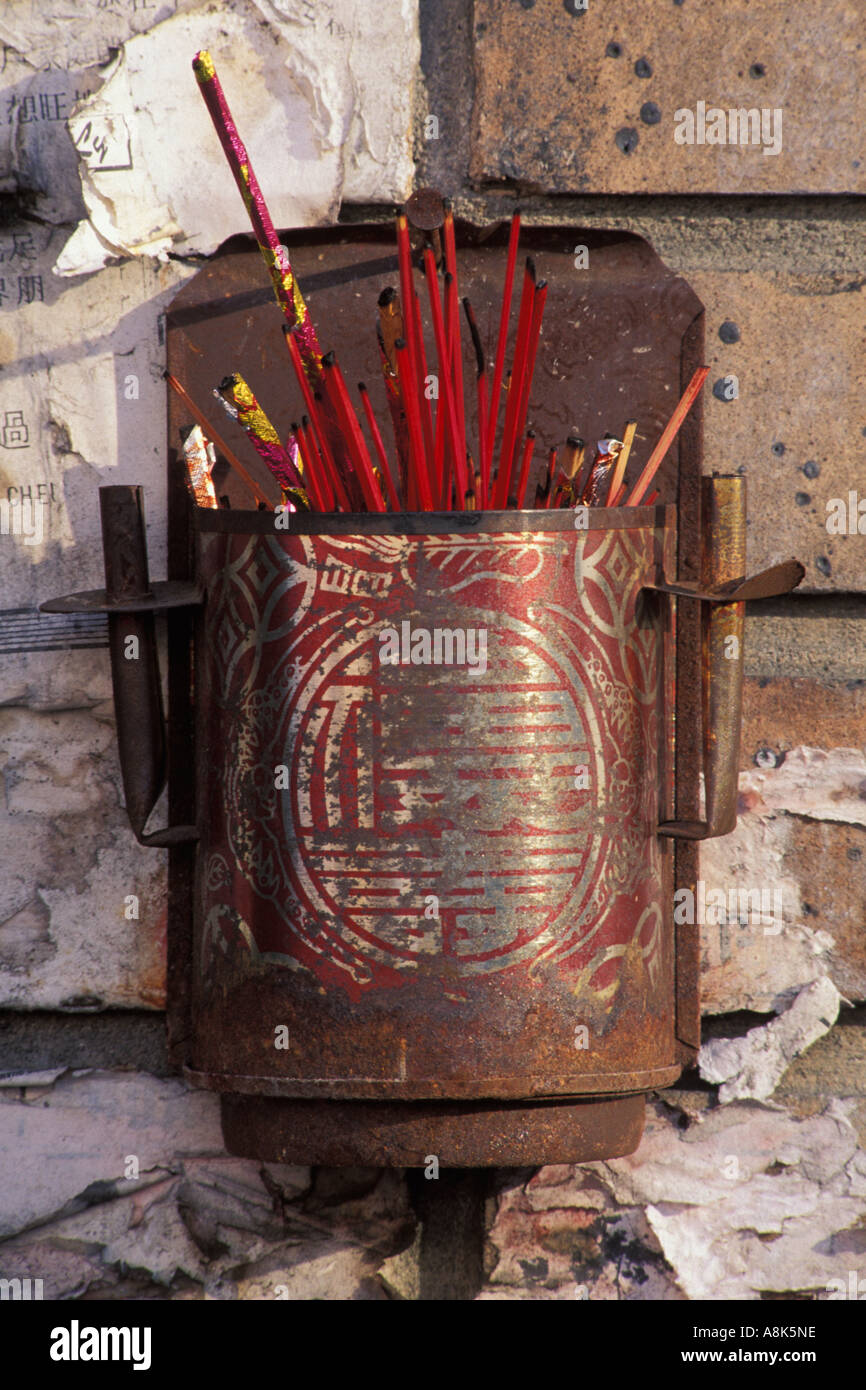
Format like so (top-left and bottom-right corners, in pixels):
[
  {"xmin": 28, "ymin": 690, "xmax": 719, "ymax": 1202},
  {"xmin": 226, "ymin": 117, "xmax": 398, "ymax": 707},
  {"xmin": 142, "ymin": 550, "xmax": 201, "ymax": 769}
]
[
  {"xmin": 40, "ymin": 579, "xmax": 203, "ymax": 615},
  {"xmin": 646, "ymin": 557, "xmax": 804, "ymax": 604}
]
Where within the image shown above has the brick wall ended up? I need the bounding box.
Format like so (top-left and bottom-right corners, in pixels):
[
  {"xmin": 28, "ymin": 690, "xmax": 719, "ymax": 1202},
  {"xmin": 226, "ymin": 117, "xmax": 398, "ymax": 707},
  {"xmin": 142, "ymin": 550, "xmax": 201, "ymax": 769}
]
[{"xmin": 1, "ymin": 0, "xmax": 864, "ymax": 1301}]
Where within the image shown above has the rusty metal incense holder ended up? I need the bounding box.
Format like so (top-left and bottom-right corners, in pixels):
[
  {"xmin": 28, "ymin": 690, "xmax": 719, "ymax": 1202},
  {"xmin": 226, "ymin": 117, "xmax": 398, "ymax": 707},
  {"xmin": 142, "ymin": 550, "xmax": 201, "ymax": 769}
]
[{"xmin": 43, "ymin": 221, "xmax": 802, "ymax": 1165}]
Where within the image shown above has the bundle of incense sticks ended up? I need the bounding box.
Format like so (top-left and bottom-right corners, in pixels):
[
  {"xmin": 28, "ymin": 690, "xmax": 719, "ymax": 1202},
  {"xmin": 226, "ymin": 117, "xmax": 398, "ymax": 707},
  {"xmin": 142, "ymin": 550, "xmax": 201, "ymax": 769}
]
[{"xmin": 176, "ymin": 50, "xmax": 710, "ymax": 516}]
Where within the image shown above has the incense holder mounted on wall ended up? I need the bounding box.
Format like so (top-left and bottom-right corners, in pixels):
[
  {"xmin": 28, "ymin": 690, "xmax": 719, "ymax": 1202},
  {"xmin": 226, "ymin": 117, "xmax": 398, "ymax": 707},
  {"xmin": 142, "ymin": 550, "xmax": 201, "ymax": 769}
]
[{"xmin": 43, "ymin": 220, "xmax": 802, "ymax": 1165}]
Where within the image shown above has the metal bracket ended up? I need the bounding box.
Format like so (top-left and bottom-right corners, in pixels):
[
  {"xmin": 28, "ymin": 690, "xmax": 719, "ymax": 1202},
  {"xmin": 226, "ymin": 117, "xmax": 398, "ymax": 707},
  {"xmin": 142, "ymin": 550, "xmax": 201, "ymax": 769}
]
[
  {"xmin": 645, "ymin": 482, "xmax": 804, "ymax": 843},
  {"xmin": 40, "ymin": 487, "xmax": 203, "ymax": 847}
]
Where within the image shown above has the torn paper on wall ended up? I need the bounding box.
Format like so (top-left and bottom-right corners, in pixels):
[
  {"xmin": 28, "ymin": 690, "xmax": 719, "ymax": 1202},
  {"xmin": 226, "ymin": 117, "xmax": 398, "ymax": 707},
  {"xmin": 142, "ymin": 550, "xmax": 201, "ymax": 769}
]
[
  {"xmin": 740, "ymin": 745, "xmax": 866, "ymax": 827},
  {"xmin": 55, "ymin": 0, "xmax": 418, "ymax": 277},
  {"xmin": 0, "ymin": 0, "xmax": 197, "ymax": 225},
  {"xmin": 698, "ymin": 808, "xmax": 835, "ymax": 1014},
  {"xmin": 698, "ymin": 976, "xmax": 842, "ymax": 1103},
  {"xmin": 483, "ymin": 1101, "xmax": 866, "ymax": 1300}
]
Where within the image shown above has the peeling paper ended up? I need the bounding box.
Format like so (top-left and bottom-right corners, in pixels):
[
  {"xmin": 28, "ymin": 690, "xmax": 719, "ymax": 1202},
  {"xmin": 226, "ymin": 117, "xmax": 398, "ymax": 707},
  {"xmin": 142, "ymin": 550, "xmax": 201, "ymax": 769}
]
[
  {"xmin": 698, "ymin": 976, "xmax": 842, "ymax": 1103},
  {"xmin": 699, "ymin": 808, "xmax": 834, "ymax": 1015},
  {"xmin": 56, "ymin": 0, "xmax": 417, "ymax": 276},
  {"xmin": 56, "ymin": 7, "xmax": 341, "ymax": 275},
  {"xmin": 740, "ymin": 745, "xmax": 866, "ymax": 827},
  {"xmin": 595, "ymin": 1101, "xmax": 865, "ymax": 1300},
  {"xmin": 0, "ymin": 1, "xmax": 183, "ymax": 76},
  {"xmin": 0, "ymin": 1068, "xmax": 67, "ymax": 1089},
  {"xmin": 483, "ymin": 1100, "xmax": 866, "ymax": 1301},
  {"xmin": 257, "ymin": 0, "xmax": 418, "ymax": 203}
]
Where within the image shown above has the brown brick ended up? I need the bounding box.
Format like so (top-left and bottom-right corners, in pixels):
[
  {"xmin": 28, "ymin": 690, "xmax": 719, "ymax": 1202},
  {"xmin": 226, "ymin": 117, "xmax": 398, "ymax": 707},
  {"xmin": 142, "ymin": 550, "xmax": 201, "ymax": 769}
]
[
  {"xmin": 470, "ymin": 0, "xmax": 864, "ymax": 195},
  {"xmin": 690, "ymin": 271, "xmax": 866, "ymax": 590},
  {"xmin": 741, "ymin": 678, "xmax": 866, "ymax": 763}
]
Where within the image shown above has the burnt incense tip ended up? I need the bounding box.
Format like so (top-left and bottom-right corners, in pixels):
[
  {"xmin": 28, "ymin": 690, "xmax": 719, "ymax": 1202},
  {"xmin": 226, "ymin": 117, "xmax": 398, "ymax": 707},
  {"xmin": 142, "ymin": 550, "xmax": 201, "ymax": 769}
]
[
  {"xmin": 526, "ymin": 256, "xmax": 536, "ymax": 280},
  {"xmin": 527, "ymin": 430, "xmax": 536, "ymax": 439},
  {"xmin": 218, "ymin": 374, "xmax": 237, "ymax": 391},
  {"xmin": 301, "ymin": 414, "xmax": 310, "ymax": 427},
  {"xmin": 358, "ymin": 381, "xmax": 368, "ymax": 392},
  {"xmin": 290, "ymin": 421, "xmax": 299, "ymax": 432},
  {"xmin": 536, "ymin": 279, "xmax": 548, "ymax": 291},
  {"xmin": 443, "ymin": 271, "xmax": 454, "ymax": 285},
  {"xmin": 378, "ymin": 286, "xmax": 398, "ymax": 307},
  {"xmin": 566, "ymin": 434, "xmax": 584, "ymax": 448},
  {"xmin": 321, "ymin": 350, "xmax": 336, "ymax": 368}
]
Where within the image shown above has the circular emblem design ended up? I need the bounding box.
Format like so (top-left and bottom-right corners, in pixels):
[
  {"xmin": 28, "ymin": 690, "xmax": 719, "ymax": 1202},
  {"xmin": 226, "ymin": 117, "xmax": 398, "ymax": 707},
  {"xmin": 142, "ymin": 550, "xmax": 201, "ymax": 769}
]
[{"xmin": 205, "ymin": 530, "xmax": 660, "ymax": 994}]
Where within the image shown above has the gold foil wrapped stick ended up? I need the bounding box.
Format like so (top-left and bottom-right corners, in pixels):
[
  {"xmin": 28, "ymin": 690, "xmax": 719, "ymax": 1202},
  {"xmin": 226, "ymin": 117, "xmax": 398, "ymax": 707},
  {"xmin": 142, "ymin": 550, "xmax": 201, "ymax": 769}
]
[{"xmin": 181, "ymin": 424, "xmax": 218, "ymax": 509}]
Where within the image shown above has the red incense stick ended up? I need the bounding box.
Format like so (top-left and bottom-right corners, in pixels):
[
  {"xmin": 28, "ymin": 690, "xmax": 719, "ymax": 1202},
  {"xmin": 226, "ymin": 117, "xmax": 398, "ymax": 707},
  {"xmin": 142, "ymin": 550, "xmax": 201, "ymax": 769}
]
[
  {"xmin": 442, "ymin": 204, "xmax": 467, "ymax": 474},
  {"xmin": 443, "ymin": 273, "xmax": 467, "ymax": 509},
  {"xmin": 462, "ymin": 297, "xmax": 489, "ymax": 506},
  {"xmin": 395, "ymin": 219, "xmax": 422, "ymax": 411},
  {"xmin": 493, "ymin": 257, "xmax": 536, "ymax": 508},
  {"xmin": 396, "ymin": 215, "xmax": 438, "ymax": 507},
  {"xmin": 287, "ymin": 424, "xmax": 323, "ymax": 511},
  {"xmin": 298, "ymin": 415, "xmax": 335, "ymax": 511},
  {"xmin": 358, "ymin": 383, "xmax": 401, "ymax": 511},
  {"xmin": 412, "ymin": 288, "xmax": 438, "ymax": 504},
  {"xmin": 377, "ymin": 288, "xmax": 411, "ymax": 501},
  {"xmin": 511, "ymin": 279, "xmax": 548, "ymax": 473},
  {"xmin": 313, "ymin": 390, "xmax": 357, "ymax": 512},
  {"xmin": 542, "ymin": 448, "xmax": 558, "ymax": 508},
  {"xmin": 283, "ymin": 327, "xmax": 350, "ymax": 511},
  {"xmin": 394, "ymin": 338, "xmax": 434, "ymax": 511},
  {"xmin": 514, "ymin": 431, "xmax": 536, "ymax": 510},
  {"xmin": 476, "ymin": 374, "xmax": 490, "ymax": 507},
  {"xmin": 624, "ymin": 366, "xmax": 710, "ymax": 506},
  {"xmin": 486, "ymin": 210, "xmax": 521, "ymax": 465},
  {"xmin": 423, "ymin": 248, "xmax": 465, "ymax": 510},
  {"xmin": 320, "ymin": 354, "xmax": 386, "ymax": 513},
  {"xmin": 433, "ymin": 390, "xmax": 448, "ymax": 508}
]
